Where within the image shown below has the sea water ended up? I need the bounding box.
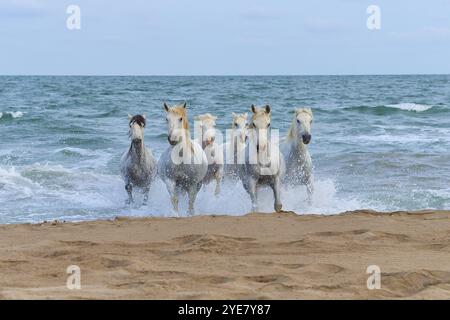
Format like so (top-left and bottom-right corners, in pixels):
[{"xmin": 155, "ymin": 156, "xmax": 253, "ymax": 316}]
[{"xmin": 0, "ymin": 75, "xmax": 449, "ymax": 223}]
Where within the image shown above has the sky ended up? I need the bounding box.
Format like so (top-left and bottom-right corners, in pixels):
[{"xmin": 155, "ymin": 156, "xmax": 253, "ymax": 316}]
[{"xmin": 1, "ymin": 0, "xmax": 450, "ymax": 75}]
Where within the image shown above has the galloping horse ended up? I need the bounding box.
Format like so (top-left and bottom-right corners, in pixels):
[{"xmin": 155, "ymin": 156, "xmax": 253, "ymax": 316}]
[
  {"xmin": 224, "ymin": 112, "xmax": 248, "ymax": 179},
  {"xmin": 120, "ymin": 114, "xmax": 157, "ymax": 205},
  {"xmin": 239, "ymin": 105, "xmax": 285, "ymax": 212},
  {"xmin": 195, "ymin": 113, "xmax": 224, "ymax": 196},
  {"xmin": 282, "ymin": 108, "xmax": 314, "ymax": 197},
  {"xmin": 157, "ymin": 102, "xmax": 208, "ymax": 215}
]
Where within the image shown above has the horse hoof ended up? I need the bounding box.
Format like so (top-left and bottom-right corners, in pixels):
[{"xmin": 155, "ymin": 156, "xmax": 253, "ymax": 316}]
[{"xmin": 275, "ymin": 204, "xmax": 282, "ymax": 212}]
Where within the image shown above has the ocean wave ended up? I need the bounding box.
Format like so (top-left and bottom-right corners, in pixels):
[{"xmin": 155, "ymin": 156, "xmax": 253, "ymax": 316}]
[
  {"xmin": 0, "ymin": 164, "xmax": 125, "ymax": 223},
  {"xmin": 54, "ymin": 147, "xmax": 97, "ymax": 157},
  {"xmin": 0, "ymin": 111, "xmax": 25, "ymax": 119},
  {"xmin": 344, "ymin": 103, "xmax": 440, "ymax": 115},
  {"xmin": 385, "ymin": 103, "xmax": 432, "ymax": 112},
  {"xmin": 0, "ymin": 161, "xmax": 366, "ymax": 223}
]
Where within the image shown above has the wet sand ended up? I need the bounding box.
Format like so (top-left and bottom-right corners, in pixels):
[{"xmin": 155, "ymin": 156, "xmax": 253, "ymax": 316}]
[{"xmin": 1, "ymin": 210, "xmax": 450, "ymax": 299}]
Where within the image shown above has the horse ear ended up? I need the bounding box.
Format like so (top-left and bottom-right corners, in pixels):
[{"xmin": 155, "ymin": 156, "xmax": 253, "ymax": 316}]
[
  {"xmin": 182, "ymin": 102, "xmax": 187, "ymax": 109},
  {"xmin": 232, "ymin": 112, "xmax": 237, "ymax": 118},
  {"xmin": 251, "ymin": 104, "xmax": 256, "ymax": 113},
  {"xmin": 142, "ymin": 113, "xmax": 147, "ymax": 119},
  {"xmin": 164, "ymin": 103, "xmax": 169, "ymax": 112},
  {"xmin": 243, "ymin": 112, "xmax": 248, "ymax": 119},
  {"xmin": 128, "ymin": 114, "xmax": 133, "ymax": 120},
  {"xmin": 265, "ymin": 105, "xmax": 271, "ymax": 114}
]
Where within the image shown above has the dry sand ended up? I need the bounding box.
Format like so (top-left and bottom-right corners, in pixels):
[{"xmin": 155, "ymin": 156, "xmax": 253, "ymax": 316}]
[{"xmin": 0, "ymin": 210, "xmax": 450, "ymax": 299}]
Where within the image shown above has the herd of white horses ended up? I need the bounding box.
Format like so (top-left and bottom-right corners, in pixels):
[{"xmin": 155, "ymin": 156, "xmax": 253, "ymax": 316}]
[{"xmin": 120, "ymin": 102, "xmax": 314, "ymax": 215}]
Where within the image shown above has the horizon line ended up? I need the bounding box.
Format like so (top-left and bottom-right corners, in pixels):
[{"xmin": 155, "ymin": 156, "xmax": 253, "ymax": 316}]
[{"xmin": 1, "ymin": 73, "xmax": 450, "ymax": 77}]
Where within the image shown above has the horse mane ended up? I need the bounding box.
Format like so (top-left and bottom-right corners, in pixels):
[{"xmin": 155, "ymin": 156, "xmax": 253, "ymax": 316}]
[
  {"xmin": 197, "ymin": 113, "xmax": 216, "ymax": 122},
  {"xmin": 171, "ymin": 105, "xmax": 193, "ymax": 151},
  {"xmin": 286, "ymin": 118, "xmax": 296, "ymax": 141}
]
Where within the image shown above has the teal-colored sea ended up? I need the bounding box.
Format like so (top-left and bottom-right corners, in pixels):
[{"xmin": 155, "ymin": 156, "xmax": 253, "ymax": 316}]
[{"xmin": 1, "ymin": 75, "xmax": 449, "ymax": 223}]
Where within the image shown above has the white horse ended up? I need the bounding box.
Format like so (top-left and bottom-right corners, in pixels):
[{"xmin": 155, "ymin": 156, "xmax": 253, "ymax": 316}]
[
  {"xmin": 195, "ymin": 113, "xmax": 224, "ymax": 196},
  {"xmin": 223, "ymin": 112, "xmax": 249, "ymax": 180},
  {"xmin": 282, "ymin": 107, "xmax": 314, "ymax": 197},
  {"xmin": 157, "ymin": 102, "xmax": 208, "ymax": 216},
  {"xmin": 239, "ymin": 105, "xmax": 285, "ymax": 212},
  {"xmin": 120, "ymin": 114, "xmax": 157, "ymax": 205}
]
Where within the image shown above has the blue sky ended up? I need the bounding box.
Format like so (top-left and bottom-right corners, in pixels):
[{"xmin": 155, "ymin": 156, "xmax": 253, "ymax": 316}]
[{"xmin": 1, "ymin": 0, "xmax": 449, "ymax": 75}]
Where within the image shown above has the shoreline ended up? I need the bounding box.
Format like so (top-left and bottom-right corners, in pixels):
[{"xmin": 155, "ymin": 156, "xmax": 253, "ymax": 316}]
[
  {"xmin": 1, "ymin": 210, "xmax": 450, "ymax": 299},
  {"xmin": 2, "ymin": 208, "xmax": 445, "ymax": 227}
]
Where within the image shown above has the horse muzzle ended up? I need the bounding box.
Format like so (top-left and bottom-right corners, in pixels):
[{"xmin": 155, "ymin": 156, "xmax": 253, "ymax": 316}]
[
  {"xmin": 168, "ymin": 136, "xmax": 179, "ymax": 146},
  {"xmin": 205, "ymin": 137, "xmax": 215, "ymax": 146},
  {"xmin": 302, "ymin": 134, "xmax": 312, "ymax": 145}
]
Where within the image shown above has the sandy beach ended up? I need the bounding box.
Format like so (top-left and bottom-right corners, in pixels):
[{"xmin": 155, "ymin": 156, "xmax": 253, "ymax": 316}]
[{"xmin": 0, "ymin": 210, "xmax": 450, "ymax": 300}]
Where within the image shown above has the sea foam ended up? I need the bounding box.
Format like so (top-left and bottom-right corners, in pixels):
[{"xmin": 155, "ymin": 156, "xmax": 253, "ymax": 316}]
[
  {"xmin": 0, "ymin": 111, "xmax": 25, "ymax": 119},
  {"xmin": 385, "ymin": 103, "xmax": 432, "ymax": 112}
]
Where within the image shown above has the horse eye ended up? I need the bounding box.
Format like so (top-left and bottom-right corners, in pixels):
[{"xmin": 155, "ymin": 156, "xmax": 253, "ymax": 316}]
[
  {"xmin": 179, "ymin": 117, "xmax": 183, "ymax": 122},
  {"xmin": 267, "ymin": 123, "xmax": 271, "ymax": 128},
  {"xmin": 297, "ymin": 119, "xmax": 300, "ymax": 124}
]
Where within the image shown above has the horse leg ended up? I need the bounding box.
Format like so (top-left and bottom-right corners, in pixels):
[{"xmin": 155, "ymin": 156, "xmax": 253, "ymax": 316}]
[
  {"xmin": 214, "ymin": 166, "xmax": 223, "ymax": 196},
  {"xmin": 164, "ymin": 180, "xmax": 179, "ymax": 216},
  {"xmin": 305, "ymin": 174, "xmax": 314, "ymax": 204},
  {"xmin": 271, "ymin": 176, "xmax": 283, "ymax": 212},
  {"xmin": 306, "ymin": 183, "xmax": 314, "ymax": 205},
  {"xmin": 143, "ymin": 186, "xmax": 150, "ymax": 205},
  {"xmin": 125, "ymin": 181, "xmax": 133, "ymax": 204},
  {"xmin": 187, "ymin": 182, "xmax": 202, "ymax": 216},
  {"xmin": 245, "ymin": 178, "xmax": 258, "ymax": 212}
]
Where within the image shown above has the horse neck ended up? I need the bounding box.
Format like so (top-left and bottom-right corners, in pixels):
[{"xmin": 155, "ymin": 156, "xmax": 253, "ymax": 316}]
[
  {"xmin": 199, "ymin": 127, "xmax": 208, "ymax": 150},
  {"xmin": 249, "ymin": 128, "xmax": 270, "ymax": 145},
  {"xmin": 181, "ymin": 127, "xmax": 194, "ymax": 152},
  {"xmin": 129, "ymin": 140, "xmax": 146, "ymax": 162},
  {"xmin": 290, "ymin": 135, "xmax": 308, "ymax": 157},
  {"xmin": 229, "ymin": 130, "xmax": 243, "ymax": 151}
]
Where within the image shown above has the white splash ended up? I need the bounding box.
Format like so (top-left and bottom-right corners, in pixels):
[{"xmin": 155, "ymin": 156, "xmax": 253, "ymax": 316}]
[
  {"xmin": 0, "ymin": 111, "xmax": 25, "ymax": 119},
  {"xmin": 0, "ymin": 162, "xmax": 368, "ymax": 223}
]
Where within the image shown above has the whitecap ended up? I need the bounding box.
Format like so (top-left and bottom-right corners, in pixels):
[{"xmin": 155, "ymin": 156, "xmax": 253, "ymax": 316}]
[
  {"xmin": 385, "ymin": 103, "xmax": 432, "ymax": 112},
  {"xmin": 0, "ymin": 111, "xmax": 26, "ymax": 119}
]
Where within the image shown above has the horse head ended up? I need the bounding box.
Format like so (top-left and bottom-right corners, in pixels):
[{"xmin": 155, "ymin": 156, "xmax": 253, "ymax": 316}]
[
  {"xmin": 164, "ymin": 102, "xmax": 190, "ymax": 146},
  {"xmin": 292, "ymin": 108, "xmax": 313, "ymax": 145},
  {"xmin": 250, "ymin": 104, "xmax": 271, "ymax": 153}
]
